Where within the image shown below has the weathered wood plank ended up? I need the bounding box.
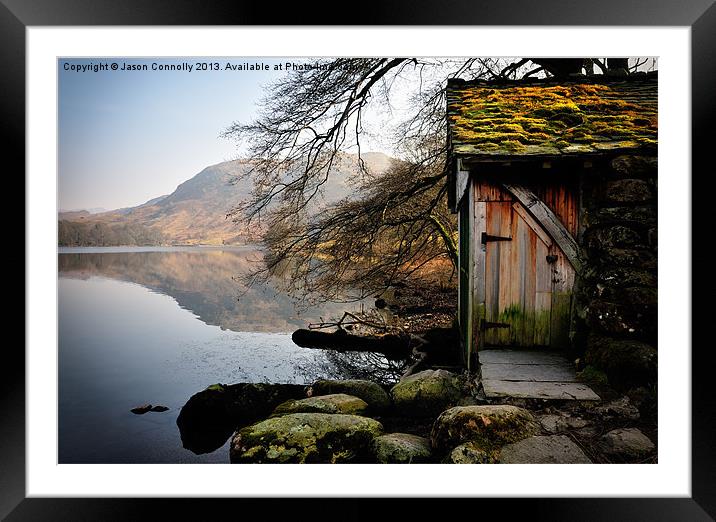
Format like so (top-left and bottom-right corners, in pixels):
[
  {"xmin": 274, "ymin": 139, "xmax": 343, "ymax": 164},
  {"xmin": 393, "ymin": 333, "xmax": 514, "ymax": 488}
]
[
  {"xmin": 550, "ymin": 245, "xmax": 575, "ymax": 349},
  {"xmin": 503, "ymin": 183, "xmax": 583, "ymax": 274},
  {"xmin": 483, "ymin": 380, "xmax": 600, "ymax": 401},
  {"xmin": 481, "ymin": 363, "xmax": 577, "ymax": 382},
  {"xmin": 496, "ymin": 203, "xmax": 513, "ymax": 345},
  {"xmin": 471, "ymin": 197, "xmax": 487, "ymax": 363},
  {"xmin": 474, "ymin": 180, "xmax": 513, "ymax": 202},
  {"xmin": 534, "ymin": 239, "xmax": 552, "ymax": 346},
  {"xmin": 485, "ymin": 202, "xmax": 512, "ymax": 345},
  {"xmin": 522, "ymin": 227, "xmax": 537, "ymax": 346},
  {"xmin": 455, "ymin": 160, "xmax": 470, "ymax": 209},
  {"xmin": 512, "ymin": 201, "xmax": 552, "ymax": 247},
  {"xmin": 534, "ymin": 292, "xmax": 552, "ymax": 346}
]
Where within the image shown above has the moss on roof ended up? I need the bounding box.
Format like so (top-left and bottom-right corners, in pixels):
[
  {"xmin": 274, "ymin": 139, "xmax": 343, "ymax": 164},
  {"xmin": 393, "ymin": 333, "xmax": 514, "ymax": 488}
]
[{"xmin": 447, "ymin": 76, "xmax": 657, "ymax": 157}]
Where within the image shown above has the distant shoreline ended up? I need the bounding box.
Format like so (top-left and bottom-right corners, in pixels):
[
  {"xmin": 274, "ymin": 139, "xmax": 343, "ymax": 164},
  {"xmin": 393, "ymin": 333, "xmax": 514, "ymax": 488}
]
[{"xmin": 58, "ymin": 244, "xmax": 263, "ymax": 254}]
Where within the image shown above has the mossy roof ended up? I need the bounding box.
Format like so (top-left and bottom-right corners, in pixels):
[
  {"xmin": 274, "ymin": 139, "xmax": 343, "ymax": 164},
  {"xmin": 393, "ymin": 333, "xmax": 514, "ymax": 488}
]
[{"xmin": 447, "ymin": 74, "xmax": 657, "ymax": 158}]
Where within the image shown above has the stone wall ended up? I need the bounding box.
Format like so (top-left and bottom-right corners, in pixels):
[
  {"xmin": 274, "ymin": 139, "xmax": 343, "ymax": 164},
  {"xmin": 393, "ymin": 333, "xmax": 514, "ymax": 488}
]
[{"xmin": 573, "ymin": 154, "xmax": 658, "ymax": 389}]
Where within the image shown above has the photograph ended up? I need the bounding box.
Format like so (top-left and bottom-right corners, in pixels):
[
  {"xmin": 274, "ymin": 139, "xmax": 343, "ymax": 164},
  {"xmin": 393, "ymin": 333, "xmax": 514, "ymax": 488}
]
[{"xmin": 57, "ymin": 56, "xmax": 659, "ymax": 465}]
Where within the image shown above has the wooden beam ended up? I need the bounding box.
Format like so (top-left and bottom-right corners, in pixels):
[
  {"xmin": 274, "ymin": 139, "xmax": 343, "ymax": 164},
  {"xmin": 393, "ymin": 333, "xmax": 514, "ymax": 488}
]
[
  {"xmin": 455, "ymin": 159, "xmax": 470, "ymax": 210},
  {"xmin": 502, "ymin": 183, "xmax": 584, "ymax": 274}
]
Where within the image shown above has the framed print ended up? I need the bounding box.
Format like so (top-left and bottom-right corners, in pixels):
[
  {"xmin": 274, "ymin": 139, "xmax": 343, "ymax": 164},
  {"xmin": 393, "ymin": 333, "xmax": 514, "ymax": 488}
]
[{"xmin": 7, "ymin": 0, "xmax": 715, "ymax": 519}]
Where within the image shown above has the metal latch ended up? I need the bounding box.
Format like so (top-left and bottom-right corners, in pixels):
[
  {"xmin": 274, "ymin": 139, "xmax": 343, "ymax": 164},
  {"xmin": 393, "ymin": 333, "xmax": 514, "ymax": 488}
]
[
  {"xmin": 481, "ymin": 232, "xmax": 512, "ymax": 244},
  {"xmin": 481, "ymin": 319, "xmax": 511, "ymax": 330}
]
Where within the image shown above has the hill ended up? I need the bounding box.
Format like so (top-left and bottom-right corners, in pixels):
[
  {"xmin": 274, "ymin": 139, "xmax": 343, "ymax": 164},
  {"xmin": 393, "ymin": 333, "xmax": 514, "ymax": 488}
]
[{"xmin": 58, "ymin": 152, "xmax": 393, "ymax": 246}]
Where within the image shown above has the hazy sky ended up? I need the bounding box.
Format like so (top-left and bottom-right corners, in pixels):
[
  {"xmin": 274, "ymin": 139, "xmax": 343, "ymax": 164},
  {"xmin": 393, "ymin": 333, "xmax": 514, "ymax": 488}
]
[
  {"xmin": 58, "ymin": 57, "xmax": 655, "ymax": 211},
  {"xmin": 59, "ymin": 57, "xmax": 288, "ymax": 211}
]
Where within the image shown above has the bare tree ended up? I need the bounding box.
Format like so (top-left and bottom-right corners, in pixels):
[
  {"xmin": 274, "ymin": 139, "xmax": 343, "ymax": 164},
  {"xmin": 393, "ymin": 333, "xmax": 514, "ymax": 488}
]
[{"xmin": 224, "ymin": 57, "xmax": 652, "ymax": 304}]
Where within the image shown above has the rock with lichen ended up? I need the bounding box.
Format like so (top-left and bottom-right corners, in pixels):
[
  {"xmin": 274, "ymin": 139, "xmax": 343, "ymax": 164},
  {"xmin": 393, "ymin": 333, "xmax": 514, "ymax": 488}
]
[
  {"xmin": 372, "ymin": 433, "xmax": 432, "ymax": 463},
  {"xmin": 308, "ymin": 379, "xmax": 391, "ymax": 413},
  {"xmin": 390, "ymin": 370, "xmax": 465, "ymax": 417},
  {"xmin": 272, "ymin": 394, "xmax": 369, "ymax": 417},
  {"xmin": 230, "ymin": 413, "xmax": 383, "ymax": 463},
  {"xmin": 431, "ymin": 405, "xmax": 539, "ymax": 452},
  {"xmin": 445, "ymin": 442, "xmax": 497, "ymax": 464}
]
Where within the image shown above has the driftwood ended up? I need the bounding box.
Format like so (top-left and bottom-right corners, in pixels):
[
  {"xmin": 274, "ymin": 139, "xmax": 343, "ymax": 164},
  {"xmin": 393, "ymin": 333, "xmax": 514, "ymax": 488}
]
[{"xmin": 291, "ymin": 328, "xmax": 413, "ymax": 360}]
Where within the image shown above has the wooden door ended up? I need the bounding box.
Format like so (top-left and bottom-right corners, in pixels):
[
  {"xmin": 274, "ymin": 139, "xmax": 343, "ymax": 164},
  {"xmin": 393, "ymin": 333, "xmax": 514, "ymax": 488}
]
[{"xmin": 476, "ymin": 182, "xmax": 576, "ymax": 349}]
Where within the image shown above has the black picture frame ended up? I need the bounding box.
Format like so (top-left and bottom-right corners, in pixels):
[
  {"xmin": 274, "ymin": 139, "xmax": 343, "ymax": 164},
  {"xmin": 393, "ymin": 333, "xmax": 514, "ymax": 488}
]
[{"xmin": 7, "ymin": 1, "xmax": 714, "ymax": 519}]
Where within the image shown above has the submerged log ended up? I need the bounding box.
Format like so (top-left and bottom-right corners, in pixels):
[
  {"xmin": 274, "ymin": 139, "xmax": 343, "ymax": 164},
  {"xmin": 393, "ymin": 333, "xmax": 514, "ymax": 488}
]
[{"xmin": 291, "ymin": 328, "xmax": 412, "ymax": 360}]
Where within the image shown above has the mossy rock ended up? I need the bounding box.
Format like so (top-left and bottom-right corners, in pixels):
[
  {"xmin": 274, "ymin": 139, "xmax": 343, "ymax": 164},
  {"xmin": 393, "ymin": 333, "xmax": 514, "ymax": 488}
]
[
  {"xmin": 445, "ymin": 442, "xmax": 498, "ymax": 464},
  {"xmin": 592, "ymin": 267, "xmax": 657, "ymax": 289},
  {"xmin": 585, "ymin": 225, "xmax": 643, "ymax": 251},
  {"xmin": 609, "ymin": 155, "xmax": 657, "ymax": 177},
  {"xmin": 431, "ymin": 405, "xmax": 539, "ymax": 452},
  {"xmin": 272, "ymin": 394, "xmax": 369, "ymax": 417},
  {"xmin": 584, "ymin": 205, "xmax": 657, "ymax": 228},
  {"xmin": 230, "ymin": 413, "xmax": 383, "ymax": 463},
  {"xmin": 372, "ymin": 433, "xmax": 432, "ymax": 463},
  {"xmin": 308, "ymin": 379, "xmax": 391, "ymax": 413},
  {"xmin": 585, "ymin": 299, "xmax": 656, "ymax": 339},
  {"xmin": 390, "ymin": 370, "xmax": 465, "ymax": 417},
  {"xmin": 585, "ymin": 334, "xmax": 657, "ymax": 389},
  {"xmin": 604, "ymin": 178, "xmax": 653, "ymax": 204},
  {"xmin": 176, "ymin": 382, "xmax": 306, "ymax": 455}
]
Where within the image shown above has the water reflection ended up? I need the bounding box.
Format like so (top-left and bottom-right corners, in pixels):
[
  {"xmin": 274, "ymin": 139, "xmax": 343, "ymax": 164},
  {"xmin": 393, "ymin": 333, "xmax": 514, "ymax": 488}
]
[
  {"xmin": 58, "ymin": 247, "xmax": 401, "ymax": 463},
  {"xmin": 59, "ymin": 246, "xmax": 365, "ymax": 333}
]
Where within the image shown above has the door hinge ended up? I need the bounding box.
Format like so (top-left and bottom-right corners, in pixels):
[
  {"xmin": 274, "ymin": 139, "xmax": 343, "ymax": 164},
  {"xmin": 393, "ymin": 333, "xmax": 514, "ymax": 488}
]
[
  {"xmin": 481, "ymin": 319, "xmax": 511, "ymax": 330},
  {"xmin": 481, "ymin": 232, "xmax": 512, "ymax": 244}
]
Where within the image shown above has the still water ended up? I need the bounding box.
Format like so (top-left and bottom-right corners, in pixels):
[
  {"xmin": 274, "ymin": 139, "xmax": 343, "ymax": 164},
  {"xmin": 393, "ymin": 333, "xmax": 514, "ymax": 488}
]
[{"xmin": 58, "ymin": 246, "xmax": 394, "ymax": 463}]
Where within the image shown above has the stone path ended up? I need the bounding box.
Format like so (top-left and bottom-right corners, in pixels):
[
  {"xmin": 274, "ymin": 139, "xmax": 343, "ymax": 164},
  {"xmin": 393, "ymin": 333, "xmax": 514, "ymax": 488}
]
[{"xmin": 479, "ymin": 349, "xmax": 600, "ymax": 401}]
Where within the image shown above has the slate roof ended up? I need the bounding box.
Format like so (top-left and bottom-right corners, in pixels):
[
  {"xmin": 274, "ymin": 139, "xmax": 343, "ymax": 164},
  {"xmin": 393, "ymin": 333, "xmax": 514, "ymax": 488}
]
[{"xmin": 446, "ymin": 73, "xmax": 657, "ymax": 159}]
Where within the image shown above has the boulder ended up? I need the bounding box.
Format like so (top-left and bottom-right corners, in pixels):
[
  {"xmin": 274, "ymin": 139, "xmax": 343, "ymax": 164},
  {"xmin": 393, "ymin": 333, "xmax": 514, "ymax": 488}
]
[
  {"xmin": 372, "ymin": 433, "xmax": 432, "ymax": 463},
  {"xmin": 499, "ymin": 435, "xmax": 592, "ymax": 463},
  {"xmin": 431, "ymin": 405, "xmax": 539, "ymax": 452},
  {"xmin": 391, "ymin": 369, "xmax": 464, "ymax": 417},
  {"xmin": 604, "ymin": 178, "xmax": 653, "ymax": 204},
  {"xmin": 598, "ymin": 428, "xmax": 655, "ymax": 461},
  {"xmin": 150, "ymin": 405, "xmax": 169, "ymax": 412},
  {"xmin": 586, "ymin": 225, "xmax": 643, "ymax": 251},
  {"xmin": 445, "ymin": 442, "xmax": 497, "ymax": 464},
  {"xmin": 230, "ymin": 413, "xmax": 383, "ymax": 463},
  {"xmin": 272, "ymin": 394, "xmax": 369, "ymax": 416},
  {"xmin": 176, "ymin": 382, "xmax": 306, "ymax": 455},
  {"xmin": 585, "ymin": 334, "xmax": 657, "ymax": 388},
  {"xmin": 308, "ymin": 379, "xmax": 391, "ymax": 412},
  {"xmin": 609, "ymin": 155, "xmax": 657, "ymax": 177}
]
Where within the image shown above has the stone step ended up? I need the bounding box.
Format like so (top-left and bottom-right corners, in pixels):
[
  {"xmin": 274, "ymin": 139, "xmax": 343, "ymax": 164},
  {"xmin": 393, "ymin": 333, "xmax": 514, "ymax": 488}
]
[
  {"xmin": 481, "ymin": 362, "xmax": 577, "ymax": 382},
  {"xmin": 483, "ymin": 380, "xmax": 600, "ymax": 401}
]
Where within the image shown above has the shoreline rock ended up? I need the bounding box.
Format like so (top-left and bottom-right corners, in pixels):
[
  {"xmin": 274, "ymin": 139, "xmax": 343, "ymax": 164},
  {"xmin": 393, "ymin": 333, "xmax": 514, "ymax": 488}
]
[
  {"xmin": 391, "ymin": 369, "xmax": 464, "ymax": 417},
  {"xmin": 272, "ymin": 394, "xmax": 369, "ymax": 417},
  {"xmin": 176, "ymin": 382, "xmax": 306, "ymax": 455},
  {"xmin": 308, "ymin": 379, "xmax": 391, "ymax": 413},
  {"xmin": 431, "ymin": 404, "xmax": 539, "ymax": 452},
  {"xmin": 372, "ymin": 433, "xmax": 432, "ymax": 463},
  {"xmin": 230, "ymin": 413, "xmax": 383, "ymax": 463}
]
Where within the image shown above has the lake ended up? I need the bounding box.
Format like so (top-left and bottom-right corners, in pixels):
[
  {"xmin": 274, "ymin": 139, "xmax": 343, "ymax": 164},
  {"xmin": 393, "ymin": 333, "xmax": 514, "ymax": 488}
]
[{"xmin": 58, "ymin": 246, "xmax": 400, "ymax": 463}]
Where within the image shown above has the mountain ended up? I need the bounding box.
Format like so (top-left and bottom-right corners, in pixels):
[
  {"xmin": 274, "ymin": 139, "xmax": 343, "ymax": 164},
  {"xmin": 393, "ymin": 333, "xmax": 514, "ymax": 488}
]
[{"xmin": 58, "ymin": 152, "xmax": 393, "ymax": 247}]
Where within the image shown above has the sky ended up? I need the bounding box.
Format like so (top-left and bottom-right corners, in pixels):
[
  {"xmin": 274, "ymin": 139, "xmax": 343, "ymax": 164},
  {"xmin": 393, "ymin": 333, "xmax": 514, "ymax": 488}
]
[
  {"xmin": 58, "ymin": 57, "xmax": 656, "ymax": 211},
  {"xmin": 59, "ymin": 58, "xmax": 289, "ymax": 211}
]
